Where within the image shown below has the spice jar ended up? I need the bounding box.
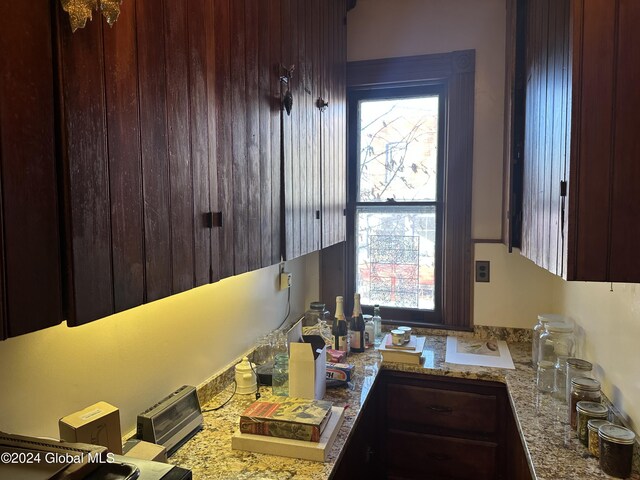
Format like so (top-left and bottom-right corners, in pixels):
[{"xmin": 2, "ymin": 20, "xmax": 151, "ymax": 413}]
[
  {"xmin": 569, "ymin": 377, "xmax": 601, "ymax": 429},
  {"xmin": 588, "ymin": 419, "xmax": 610, "ymax": 457},
  {"xmin": 599, "ymin": 424, "xmax": 636, "ymax": 478},
  {"xmin": 576, "ymin": 401, "xmax": 608, "ymax": 445},
  {"xmin": 565, "ymin": 358, "xmax": 593, "ymax": 404}
]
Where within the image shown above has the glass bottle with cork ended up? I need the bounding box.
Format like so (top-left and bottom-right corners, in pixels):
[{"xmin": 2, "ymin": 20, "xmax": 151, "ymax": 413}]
[
  {"xmin": 349, "ymin": 293, "xmax": 365, "ymax": 353},
  {"xmin": 332, "ymin": 296, "xmax": 349, "ymax": 353}
]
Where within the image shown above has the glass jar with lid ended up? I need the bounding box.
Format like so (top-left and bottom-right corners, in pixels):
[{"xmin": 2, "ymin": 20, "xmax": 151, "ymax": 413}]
[
  {"xmin": 303, "ymin": 301, "xmax": 330, "ymax": 327},
  {"xmin": 532, "ymin": 314, "xmax": 567, "ymax": 367},
  {"xmin": 588, "ymin": 419, "xmax": 610, "ymax": 457},
  {"xmin": 576, "ymin": 401, "xmax": 608, "ymax": 445},
  {"xmin": 565, "ymin": 358, "xmax": 593, "ymax": 404},
  {"xmin": 569, "ymin": 377, "xmax": 601, "ymax": 429},
  {"xmin": 599, "ymin": 424, "xmax": 636, "ymax": 478}
]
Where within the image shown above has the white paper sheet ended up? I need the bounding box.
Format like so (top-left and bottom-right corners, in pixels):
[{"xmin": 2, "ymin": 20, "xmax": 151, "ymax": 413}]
[{"xmin": 444, "ymin": 336, "xmax": 515, "ymax": 369}]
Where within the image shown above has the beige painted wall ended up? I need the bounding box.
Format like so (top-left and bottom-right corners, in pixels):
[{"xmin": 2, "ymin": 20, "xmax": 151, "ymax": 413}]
[
  {"xmin": 348, "ymin": 0, "xmax": 506, "ymax": 240},
  {"xmin": 0, "ymin": 252, "xmax": 319, "ymax": 439},
  {"xmin": 559, "ymin": 282, "xmax": 640, "ymax": 431}
]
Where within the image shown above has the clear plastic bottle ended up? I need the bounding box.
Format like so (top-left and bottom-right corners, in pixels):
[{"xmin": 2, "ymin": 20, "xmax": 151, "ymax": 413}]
[
  {"xmin": 372, "ymin": 304, "xmax": 382, "ymax": 346},
  {"xmin": 272, "ymin": 353, "xmax": 289, "ymax": 396}
]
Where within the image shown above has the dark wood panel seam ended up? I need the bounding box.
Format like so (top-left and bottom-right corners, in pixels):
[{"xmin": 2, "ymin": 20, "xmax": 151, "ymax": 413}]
[{"xmin": 606, "ymin": 0, "xmax": 621, "ymax": 281}]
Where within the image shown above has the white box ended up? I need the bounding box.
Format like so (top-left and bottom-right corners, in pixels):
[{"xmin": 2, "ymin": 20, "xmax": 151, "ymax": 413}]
[{"xmin": 288, "ymin": 335, "xmax": 327, "ymax": 400}]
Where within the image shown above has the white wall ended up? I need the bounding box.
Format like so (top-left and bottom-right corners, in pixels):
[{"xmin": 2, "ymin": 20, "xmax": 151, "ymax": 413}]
[{"xmin": 0, "ymin": 252, "xmax": 319, "ymax": 439}]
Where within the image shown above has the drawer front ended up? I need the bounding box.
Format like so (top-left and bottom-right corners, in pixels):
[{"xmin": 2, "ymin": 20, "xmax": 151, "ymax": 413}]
[
  {"xmin": 386, "ymin": 382, "xmax": 498, "ymax": 435},
  {"xmin": 386, "ymin": 429, "xmax": 498, "ymax": 480}
]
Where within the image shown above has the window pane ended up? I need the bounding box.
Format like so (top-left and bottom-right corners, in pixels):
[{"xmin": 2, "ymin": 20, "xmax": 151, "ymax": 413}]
[
  {"xmin": 358, "ymin": 96, "xmax": 439, "ymax": 202},
  {"xmin": 355, "ymin": 207, "xmax": 436, "ymax": 310}
]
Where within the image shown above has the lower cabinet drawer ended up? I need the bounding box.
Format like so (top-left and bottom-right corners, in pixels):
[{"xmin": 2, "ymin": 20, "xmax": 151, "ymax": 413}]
[
  {"xmin": 385, "ymin": 429, "xmax": 498, "ymax": 480},
  {"xmin": 386, "ymin": 382, "xmax": 498, "ymax": 436}
]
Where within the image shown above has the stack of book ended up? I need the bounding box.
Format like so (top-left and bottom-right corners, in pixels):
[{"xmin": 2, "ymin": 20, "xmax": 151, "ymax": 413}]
[
  {"xmin": 378, "ymin": 334, "xmax": 426, "ymax": 364},
  {"xmin": 231, "ymin": 396, "xmax": 345, "ymax": 462}
]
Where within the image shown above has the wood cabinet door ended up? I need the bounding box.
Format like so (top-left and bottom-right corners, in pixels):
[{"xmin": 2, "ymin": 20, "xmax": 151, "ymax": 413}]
[
  {"xmin": 214, "ymin": 0, "xmax": 282, "ymax": 275},
  {"xmin": 57, "ymin": 0, "xmax": 217, "ymax": 325},
  {"xmin": 0, "ymin": 0, "xmax": 63, "ymax": 339},
  {"xmin": 321, "ymin": 0, "xmax": 347, "ymax": 250}
]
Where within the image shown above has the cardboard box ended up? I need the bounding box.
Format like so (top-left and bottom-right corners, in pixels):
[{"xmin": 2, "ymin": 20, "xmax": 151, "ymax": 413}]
[
  {"xmin": 123, "ymin": 439, "xmax": 167, "ymax": 463},
  {"xmin": 59, "ymin": 401, "xmax": 123, "ymax": 454},
  {"xmin": 289, "ymin": 335, "xmax": 327, "ymax": 400}
]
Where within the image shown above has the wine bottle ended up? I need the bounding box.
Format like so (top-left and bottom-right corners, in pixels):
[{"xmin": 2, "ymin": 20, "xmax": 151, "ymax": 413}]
[
  {"xmin": 332, "ymin": 296, "xmax": 348, "ymax": 352},
  {"xmin": 349, "ymin": 293, "xmax": 365, "ymax": 353}
]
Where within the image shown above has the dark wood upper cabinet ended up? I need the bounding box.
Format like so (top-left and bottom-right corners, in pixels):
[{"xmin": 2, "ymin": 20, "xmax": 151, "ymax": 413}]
[
  {"xmin": 283, "ymin": 0, "xmax": 347, "ymax": 260},
  {"xmin": 0, "ymin": 0, "xmax": 64, "ymax": 339},
  {"xmin": 56, "ymin": 0, "xmax": 219, "ymax": 325},
  {"xmin": 519, "ymin": 0, "xmax": 640, "ymax": 282}
]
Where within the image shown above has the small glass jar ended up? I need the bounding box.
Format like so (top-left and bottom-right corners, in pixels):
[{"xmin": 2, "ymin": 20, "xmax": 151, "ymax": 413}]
[
  {"xmin": 587, "ymin": 419, "xmax": 610, "ymax": 458},
  {"xmin": 599, "ymin": 424, "xmax": 636, "ymax": 479},
  {"xmin": 532, "ymin": 314, "xmax": 566, "ymax": 367},
  {"xmin": 536, "ymin": 360, "xmax": 556, "ymax": 393},
  {"xmin": 576, "ymin": 401, "xmax": 608, "ymax": 445},
  {"xmin": 271, "ymin": 353, "xmax": 289, "ymax": 396},
  {"xmin": 565, "ymin": 358, "xmax": 593, "ymax": 404},
  {"xmin": 303, "ymin": 301, "xmax": 330, "ymax": 327},
  {"xmin": 569, "ymin": 377, "xmax": 601, "ymax": 429}
]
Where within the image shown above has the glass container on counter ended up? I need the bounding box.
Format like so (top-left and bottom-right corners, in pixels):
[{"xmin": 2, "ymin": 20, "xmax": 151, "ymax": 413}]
[
  {"xmin": 302, "ymin": 301, "xmax": 330, "ymax": 328},
  {"xmin": 553, "ymin": 355, "xmax": 569, "ymax": 401},
  {"xmin": 588, "ymin": 419, "xmax": 611, "ymax": 458},
  {"xmin": 536, "ymin": 360, "xmax": 556, "ymax": 393},
  {"xmin": 532, "ymin": 314, "xmax": 567, "ymax": 367},
  {"xmin": 576, "ymin": 401, "xmax": 608, "ymax": 446},
  {"xmin": 569, "ymin": 377, "xmax": 602, "ymax": 429},
  {"xmin": 271, "ymin": 353, "xmax": 289, "ymax": 396},
  {"xmin": 565, "ymin": 358, "xmax": 593, "ymax": 404},
  {"xmin": 599, "ymin": 424, "xmax": 636, "ymax": 479}
]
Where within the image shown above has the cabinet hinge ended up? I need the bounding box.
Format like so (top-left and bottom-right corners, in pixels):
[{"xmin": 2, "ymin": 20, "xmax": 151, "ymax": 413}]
[
  {"xmin": 343, "ymin": 209, "xmax": 347, "ymax": 216},
  {"xmin": 560, "ymin": 180, "xmax": 567, "ymax": 197},
  {"xmin": 206, "ymin": 211, "xmax": 223, "ymax": 228},
  {"xmin": 315, "ymin": 210, "xmax": 320, "ymax": 220}
]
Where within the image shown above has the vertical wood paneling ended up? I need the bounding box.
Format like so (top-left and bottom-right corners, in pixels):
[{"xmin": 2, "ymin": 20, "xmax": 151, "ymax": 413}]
[
  {"xmin": 609, "ymin": 0, "xmax": 640, "ymax": 280},
  {"xmin": 103, "ymin": 0, "xmax": 145, "ymax": 311},
  {"xmin": 205, "ymin": 0, "xmax": 221, "ymax": 282},
  {"xmin": 311, "ymin": 0, "xmax": 322, "ymax": 251},
  {"xmin": 269, "ymin": 0, "xmax": 282, "ymax": 264},
  {"xmin": 136, "ymin": 0, "xmax": 172, "ymax": 302},
  {"xmin": 290, "ymin": 0, "xmax": 301, "ymax": 259},
  {"xmin": 188, "ymin": 0, "xmax": 212, "ymax": 286},
  {"xmin": 569, "ymin": 0, "xmax": 615, "ymax": 280},
  {"xmin": 245, "ymin": 0, "xmax": 262, "ymax": 271},
  {"xmin": 164, "ymin": 0, "xmax": 196, "ymax": 292},
  {"xmin": 230, "ymin": 0, "xmax": 249, "ymax": 273},
  {"xmin": 258, "ymin": 0, "xmax": 273, "ymax": 267},
  {"xmin": 298, "ymin": 0, "xmax": 309, "ymax": 256},
  {"xmin": 214, "ymin": 0, "xmax": 234, "ymax": 279},
  {"xmin": 0, "ymin": 0, "xmax": 63, "ymax": 337},
  {"xmin": 59, "ymin": 12, "xmax": 114, "ymax": 324},
  {"xmin": 281, "ymin": 0, "xmax": 294, "ymax": 260}
]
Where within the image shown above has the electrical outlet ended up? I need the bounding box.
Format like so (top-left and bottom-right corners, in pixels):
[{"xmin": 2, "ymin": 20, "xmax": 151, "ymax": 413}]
[
  {"xmin": 475, "ymin": 261, "xmax": 490, "ymax": 282},
  {"xmin": 280, "ymin": 272, "xmax": 292, "ymax": 290}
]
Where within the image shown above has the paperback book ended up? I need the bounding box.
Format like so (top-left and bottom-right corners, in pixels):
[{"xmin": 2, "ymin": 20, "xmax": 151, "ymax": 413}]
[{"xmin": 239, "ymin": 396, "xmax": 333, "ymax": 442}]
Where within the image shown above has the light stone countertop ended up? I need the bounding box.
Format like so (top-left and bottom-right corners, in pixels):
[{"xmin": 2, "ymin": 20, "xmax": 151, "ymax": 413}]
[{"xmin": 169, "ymin": 334, "xmax": 639, "ymax": 480}]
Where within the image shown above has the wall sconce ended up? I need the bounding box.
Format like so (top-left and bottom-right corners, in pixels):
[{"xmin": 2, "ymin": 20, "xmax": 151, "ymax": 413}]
[
  {"xmin": 61, "ymin": 0, "xmax": 123, "ymax": 32},
  {"xmin": 280, "ymin": 65, "xmax": 295, "ymax": 116}
]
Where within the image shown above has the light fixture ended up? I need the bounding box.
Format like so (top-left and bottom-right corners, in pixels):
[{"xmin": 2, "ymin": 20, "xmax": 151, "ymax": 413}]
[{"xmin": 60, "ymin": 0, "xmax": 123, "ymax": 33}]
